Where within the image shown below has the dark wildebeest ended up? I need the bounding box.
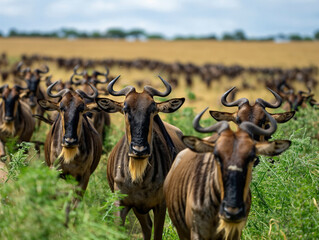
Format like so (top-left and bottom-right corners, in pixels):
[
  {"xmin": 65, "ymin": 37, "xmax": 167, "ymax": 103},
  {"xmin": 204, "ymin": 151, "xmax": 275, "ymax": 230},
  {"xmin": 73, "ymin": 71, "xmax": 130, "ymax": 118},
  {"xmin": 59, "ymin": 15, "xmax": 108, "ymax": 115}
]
[
  {"xmin": 0, "ymin": 84, "xmax": 35, "ymax": 157},
  {"xmin": 280, "ymin": 87, "xmax": 319, "ymax": 111},
  {"xmin": 209, "ymin": 87, "xmax": 295, "ymax": 141},
  {"xmin": 18, "ymin": 63, "xmax": 49, "ymax": 126},
  {"xmin": 70, "ymin": 65, "xmax": 111, "ymax": 140},
  {"xmin": 96, "ymin": 76, "xmax": 185, "ymax": 239},
  {"xmin": 38, "ymin": 81, "xmax": 102, "ymax": 223},
  {"xmin": 164, "ymin": 108, "xmax": 291, "ymax": 240}
]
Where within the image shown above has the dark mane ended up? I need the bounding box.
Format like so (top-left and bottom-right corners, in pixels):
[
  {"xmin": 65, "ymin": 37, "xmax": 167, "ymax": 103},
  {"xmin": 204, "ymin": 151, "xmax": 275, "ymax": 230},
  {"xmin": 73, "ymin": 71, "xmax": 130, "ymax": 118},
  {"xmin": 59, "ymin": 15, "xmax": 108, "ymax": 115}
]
[{"xmin": 154, "ymin": 114, "xmax": 177, "ymax": 160}]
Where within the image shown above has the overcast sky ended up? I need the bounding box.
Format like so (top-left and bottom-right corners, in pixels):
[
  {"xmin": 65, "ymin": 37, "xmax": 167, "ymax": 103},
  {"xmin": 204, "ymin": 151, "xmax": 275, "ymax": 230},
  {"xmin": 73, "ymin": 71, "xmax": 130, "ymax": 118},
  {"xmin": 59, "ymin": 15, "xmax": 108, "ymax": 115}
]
[{"xmin": 0, "ymin": 0, "xmax": 318, "ymax": 38}]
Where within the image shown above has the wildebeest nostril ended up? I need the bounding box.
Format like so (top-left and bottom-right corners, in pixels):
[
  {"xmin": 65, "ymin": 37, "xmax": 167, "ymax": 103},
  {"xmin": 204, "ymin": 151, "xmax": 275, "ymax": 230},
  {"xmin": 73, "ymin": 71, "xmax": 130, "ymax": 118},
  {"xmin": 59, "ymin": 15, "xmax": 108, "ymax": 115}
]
[
  {"xmin": 224, "ymin": 206, "xmax": 241, "ymax": 216},
  {"xmin": 4, "ymin": 116, "xmax": 13, "ymax": 122},
  {"xmin": 132, "ymin": 145, "xmax": 147, "ymax": 152},
  {"xmin": 63, "ymin": 137, "xmax": 78, "ymax": 145}
]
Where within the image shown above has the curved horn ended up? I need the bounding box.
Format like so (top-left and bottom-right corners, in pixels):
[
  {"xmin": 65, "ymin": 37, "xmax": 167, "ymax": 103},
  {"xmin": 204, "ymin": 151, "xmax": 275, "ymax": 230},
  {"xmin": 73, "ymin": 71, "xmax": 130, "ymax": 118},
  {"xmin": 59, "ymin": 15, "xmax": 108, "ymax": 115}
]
[
  {"xmin": 239, "ymin": 108, "xmax": 277, "ymax": 137},
  {"xmin": 73, "ymin": 64, "xmax": 86, "ymax": 76},
  {"xmin": 144, "ymin": 75, "xmax": 172, "ymax": 97},
  {"xmin": 70, "ymin": 65, "xmax": 85, "ymax": 85},
  {"xmin": 107, "ymin": 75, "xmax": 135, "ymax": 96},
  {"xmin": 75, "ymin": 83, "xmax": 98, "ymax": 100},
  {"xmin": 104, "ymin": 66, "xmax": 110, "ymax": 77},
  {"xmin": 92, "ymin": 67, "xmax": 109, "ymax": 84},
  {"xmin": 221, "ymin": 87, "xmax": 249, "ymax": 107},
  {"xmin": 35, "ymin": 65, "xmax": 49, "ymax": 75},
  {"xmin": 255, "ymin": 88, "xmax": 282, "ymax": 108},
  {"xmin": 16, "ymin": 62, "xmax": 24, "ymax": 72},
  {"xmin": 0, "ymin": 84, "xmax": 8, "ymax": 94},
  {"xmin": 193, "ymin": 107, "xmax": 229, "ymax": 133},
  {"xmin": 47, "ymin": 81, "xmax": 70, "ymax": 98}
]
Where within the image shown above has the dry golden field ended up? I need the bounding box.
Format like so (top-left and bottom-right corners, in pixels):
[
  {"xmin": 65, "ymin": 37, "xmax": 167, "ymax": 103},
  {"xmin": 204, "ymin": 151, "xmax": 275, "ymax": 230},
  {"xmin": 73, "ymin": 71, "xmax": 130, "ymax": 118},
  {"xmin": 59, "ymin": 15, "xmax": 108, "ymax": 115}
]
[
  {"xmin": 0, "ymin": 38, "xmax": 318, "ymax": 116},
  {"xmin": 1, "ymin": 38, "xmax": 319, "ymax": 66}
]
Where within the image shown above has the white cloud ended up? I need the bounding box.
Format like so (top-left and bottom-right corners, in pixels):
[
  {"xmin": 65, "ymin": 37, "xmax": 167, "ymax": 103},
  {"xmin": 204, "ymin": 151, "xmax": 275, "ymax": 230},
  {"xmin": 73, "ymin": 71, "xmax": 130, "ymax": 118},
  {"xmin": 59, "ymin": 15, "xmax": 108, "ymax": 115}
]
[
  {"xmin": 0, "ymin": 0, "xmax": 33, "ymax": 17},
  {"xmin": 45, "ymin": 0, "xmax": 178, "ymax": 17},
  {"xmin": 185, "ymin": 0, "xmax": 240, "ymax": 9},
  {"xmin": 0, "ymin": 0, "xmax": 318, "ymax": 37}
]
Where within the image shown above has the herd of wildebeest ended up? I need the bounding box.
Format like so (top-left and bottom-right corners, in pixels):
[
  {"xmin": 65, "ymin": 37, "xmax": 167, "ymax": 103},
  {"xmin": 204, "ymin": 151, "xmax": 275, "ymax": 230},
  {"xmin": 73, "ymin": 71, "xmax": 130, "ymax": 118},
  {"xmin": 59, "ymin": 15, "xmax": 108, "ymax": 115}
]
[{"xmin": 0, "ymin": 52, "xmax": 318, "ymax": 239}]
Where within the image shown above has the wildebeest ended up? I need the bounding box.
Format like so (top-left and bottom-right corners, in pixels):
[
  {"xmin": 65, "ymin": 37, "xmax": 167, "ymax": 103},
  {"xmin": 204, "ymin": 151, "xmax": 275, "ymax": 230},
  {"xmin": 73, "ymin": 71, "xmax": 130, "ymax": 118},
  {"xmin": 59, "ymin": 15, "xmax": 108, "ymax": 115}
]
[
  {"xmin": 38, "ymin": 81, "xmax": 102, "ymax": 222},
  {"xmin": 0, "ymin": 84, "xmax": 35, "ymax": 157},
  {"xmin": 18, "ymin": 63, "xmax": 50, "ymax": 126},
  {"xmin": 210, "ymin": 87, "xmax": 295, "ymax": 140},
  {"xmin": 164, "ymin": 108, "xmax": 291, "ymax": 240},
  {"xmin": 96, "ymin": 75, "xmax": 185, "ymax": 239},
  {"xmin": 70, "ymin": 65, "xmax": 111, "ymax": 140},
  {"xmin": 280, "ymin": 86, "xmax": 319, "ymax": 111}
]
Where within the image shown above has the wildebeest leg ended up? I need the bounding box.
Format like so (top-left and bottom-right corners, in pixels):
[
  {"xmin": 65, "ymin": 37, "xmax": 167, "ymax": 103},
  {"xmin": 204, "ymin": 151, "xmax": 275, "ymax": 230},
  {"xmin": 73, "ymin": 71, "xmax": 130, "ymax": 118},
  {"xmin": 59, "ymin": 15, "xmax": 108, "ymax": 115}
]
[
  {"xmin": 65, "ymin": 173, "xmax": 90, "ymax": 227},
  {"xmin": 133, "ymin": 208, "xmax": 152, "ymax": 240},
  {"xmin": 114, "ymin": 200, "xmax": 131, "ymax": 226},
  {"xmin": 153, "ymin": 203, "xmax": 166, "ymax": 240},
  {"xmin": 74, "ymin": 173, "xmax": 90, "ymax": 208}
]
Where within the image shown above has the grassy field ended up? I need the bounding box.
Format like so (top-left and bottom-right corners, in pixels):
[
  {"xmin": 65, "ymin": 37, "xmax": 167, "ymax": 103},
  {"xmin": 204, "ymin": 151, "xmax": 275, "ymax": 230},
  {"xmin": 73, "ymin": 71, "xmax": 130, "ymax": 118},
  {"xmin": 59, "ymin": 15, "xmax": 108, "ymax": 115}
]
[
  {"xmin": 0, "ymin": 38, "xmax": 318, "ymax": 239},
  {"xmin": 1, "ymin": 38, "xmax": 319, "ymax": 113}
]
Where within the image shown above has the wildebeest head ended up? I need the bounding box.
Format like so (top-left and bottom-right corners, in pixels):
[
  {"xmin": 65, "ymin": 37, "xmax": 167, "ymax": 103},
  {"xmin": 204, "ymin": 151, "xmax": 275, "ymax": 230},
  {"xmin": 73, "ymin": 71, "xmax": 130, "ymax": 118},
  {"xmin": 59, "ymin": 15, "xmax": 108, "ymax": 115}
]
[
  {"xmin": 38, "ymin": 81, "xmax": 99, "ymax": 163},
  {"xmin": 0, "ymin": 84, "xmax": 28, "ymax": 134},
  {"xmin": 182, "ymin": 108, "xmax": 290, "ymax": 238},
  {"xmin": 90, "ymin": 66, "xmax": 109, "ymax": 86},
  {"xmin": 18, "ymin": 63, "xmax": 49, "ymax": 113},
  {"xmin": 282, "ymin": 87, "xmax": 317, "ymax": 111},
  {"xmin": 209, "ymin": 87, "xmax": 295, "ymax": 140},
  {"xmin": 21, "ymin": 64, "xmax": 49, "ymax": 94},
  {"xmin": 97, "ymin": 75, "xmax": 184, "ymax": 182}
]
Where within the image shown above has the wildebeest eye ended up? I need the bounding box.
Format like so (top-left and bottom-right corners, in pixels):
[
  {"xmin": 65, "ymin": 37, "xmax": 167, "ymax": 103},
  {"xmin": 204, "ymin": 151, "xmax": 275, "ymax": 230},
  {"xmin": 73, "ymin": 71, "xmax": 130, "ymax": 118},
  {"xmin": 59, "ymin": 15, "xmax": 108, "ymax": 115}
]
[
  {"xmin": 60, "ymin": 104, "xmax": 65, "ymax": 111},
  {"xmin": 78, "ymin": 104, "xmax": 85, "ymax": 112},
  {"xmin": 236, "ymin": 116, "xmax": 242, "ymax": 124},
  {"xmin": 123, "ymin": 103, "xmax": 129, "ymax": 113},
  {"xmin": 123, "ymin": 106, "xmax": 129, "ymax": 114}
]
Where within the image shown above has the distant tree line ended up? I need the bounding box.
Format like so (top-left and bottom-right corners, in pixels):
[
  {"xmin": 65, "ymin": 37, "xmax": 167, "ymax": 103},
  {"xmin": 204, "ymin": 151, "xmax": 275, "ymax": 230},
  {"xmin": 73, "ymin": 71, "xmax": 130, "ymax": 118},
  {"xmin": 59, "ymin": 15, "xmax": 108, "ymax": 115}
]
[{"xmin": 1, "ymin": 28, "xmax": 319, "ymax": 41}]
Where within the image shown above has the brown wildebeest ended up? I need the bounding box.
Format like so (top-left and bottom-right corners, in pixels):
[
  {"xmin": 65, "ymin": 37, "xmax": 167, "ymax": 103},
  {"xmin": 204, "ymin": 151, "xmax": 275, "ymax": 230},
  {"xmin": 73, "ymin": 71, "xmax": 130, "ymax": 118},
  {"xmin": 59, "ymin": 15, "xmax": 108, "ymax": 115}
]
[
  {"xmin": 164, "ymin": 108, "xmax": 291, "ymax": 240},
  {"xmin": 96, "ymin": 75, "xmax": 185, "ymax": 239},
  {"xmin": 18, "ymin": 63, "xmax": 49, "ymax": 126},
  {"xmin": 70, "ymin": 65, "xmax": 111, "ymax": 140},
  {"xmin": 38, "ymin": 81, "xmax": 102, "ymax": 224},
  {"xmin": 210, "ymin": 87, "xmax": 295, "ymax": 141},
  {"xmin": 0, "ymin": 84, "xmax": 35, "ymax": 157}
]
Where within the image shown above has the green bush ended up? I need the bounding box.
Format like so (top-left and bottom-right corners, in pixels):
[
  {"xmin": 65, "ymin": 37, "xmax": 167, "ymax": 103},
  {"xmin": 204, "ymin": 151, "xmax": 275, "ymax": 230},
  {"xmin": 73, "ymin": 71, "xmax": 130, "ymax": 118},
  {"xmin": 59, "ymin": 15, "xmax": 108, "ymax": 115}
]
[
  {"xmin": 0, "ymin": 106, "xmax": 318, "ymax": 239},
  {"xmin": 0, "ymin": 145, "xmax": 127, "ymax": 240}
]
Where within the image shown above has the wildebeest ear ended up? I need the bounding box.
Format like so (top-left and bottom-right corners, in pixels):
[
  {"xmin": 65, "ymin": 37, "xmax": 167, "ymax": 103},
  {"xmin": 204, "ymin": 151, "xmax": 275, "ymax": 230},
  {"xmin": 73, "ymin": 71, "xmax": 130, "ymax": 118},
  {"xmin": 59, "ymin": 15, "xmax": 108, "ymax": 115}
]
[
  {"xmin": 271, "ymin": 111, "xmax": 295, "ymax": 123},
  {"xmin": 182, "ymin": 136, "xmax": 215, "ymax": 153},
  {"xmin": 256, "ymin": 140, "xmax": 291, "ymax": 156},
  {"xmin": 209, "ymin": 110, "xmax": 236, "ymax": 122},
  {"xmin": 96, "ymin": 98, "xmax": 123, "ymax": 113},
  {"xmin": 84, "ymin": 102, "xmax": 100, "ymax": 113},
  {"xmin": 37, "ymin": 99, "xmax": 59, "ymax": 111},
  {"xmin": 157, "ymin": 98, "xmax": 185, "ymax": 113}
]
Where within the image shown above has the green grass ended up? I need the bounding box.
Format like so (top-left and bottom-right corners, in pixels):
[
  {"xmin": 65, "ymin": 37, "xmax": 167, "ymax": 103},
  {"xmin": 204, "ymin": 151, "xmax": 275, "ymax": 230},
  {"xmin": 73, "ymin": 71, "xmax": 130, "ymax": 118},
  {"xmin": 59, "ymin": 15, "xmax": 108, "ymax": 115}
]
[{"xmin": 0, "ymin": 106, "xmax": 318, "ymax": 239}]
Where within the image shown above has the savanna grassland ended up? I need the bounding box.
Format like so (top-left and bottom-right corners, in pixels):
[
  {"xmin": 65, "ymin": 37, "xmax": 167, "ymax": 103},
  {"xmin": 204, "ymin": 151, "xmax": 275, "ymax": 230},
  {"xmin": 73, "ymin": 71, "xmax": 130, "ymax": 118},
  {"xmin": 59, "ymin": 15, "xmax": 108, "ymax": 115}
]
[
  {"xmin": 1, "ymin": 38, "xmax": 319, "ymax": 111},
  {"xmin": 0, "ymin": 38, "xmax": 318, "ymax": 240}
]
